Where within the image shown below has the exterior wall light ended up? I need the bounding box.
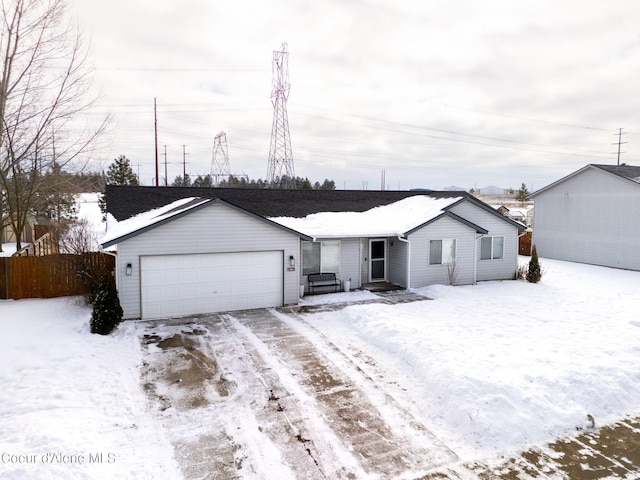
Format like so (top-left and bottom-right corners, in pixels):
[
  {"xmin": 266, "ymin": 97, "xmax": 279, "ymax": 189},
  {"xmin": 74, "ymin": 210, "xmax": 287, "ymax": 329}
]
[
  {"xmin": 289, "ymin": 255, "xmax": 295, "ymax": 267},
  {"xmin": 125, "ymin": 263, "xmax": 132, "ymax": 276}
]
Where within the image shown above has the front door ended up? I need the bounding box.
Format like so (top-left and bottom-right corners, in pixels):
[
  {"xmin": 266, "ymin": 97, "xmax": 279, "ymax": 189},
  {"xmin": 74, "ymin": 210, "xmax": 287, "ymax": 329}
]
[{"xmin": 369, "ymin": 239, "xmax": 387, "ymax": 282}]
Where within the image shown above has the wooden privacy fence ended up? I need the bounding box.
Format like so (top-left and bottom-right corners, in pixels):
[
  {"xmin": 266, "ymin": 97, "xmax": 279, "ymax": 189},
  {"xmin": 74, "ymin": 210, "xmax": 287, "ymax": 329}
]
[
  {"xmin": 0, "ymin": 253, "xmax": 115, "ymax": 300},
  {"xmin": 519, "ymin": 231, "xmax": 533, "ymax": 256}
]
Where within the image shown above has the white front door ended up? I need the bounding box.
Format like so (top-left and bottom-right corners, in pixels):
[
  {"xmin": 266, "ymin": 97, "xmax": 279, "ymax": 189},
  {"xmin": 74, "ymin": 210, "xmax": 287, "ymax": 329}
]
[{"xmin": 369, "ymin": 239, "xmax": 387, "ymax": 282}]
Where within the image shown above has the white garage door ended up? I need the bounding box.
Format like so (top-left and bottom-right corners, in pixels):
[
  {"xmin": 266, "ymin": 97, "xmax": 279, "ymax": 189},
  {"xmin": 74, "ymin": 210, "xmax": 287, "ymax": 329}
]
[{"xmin": 140, "ymin": 251, "xmax": 283, "ymax": 319}]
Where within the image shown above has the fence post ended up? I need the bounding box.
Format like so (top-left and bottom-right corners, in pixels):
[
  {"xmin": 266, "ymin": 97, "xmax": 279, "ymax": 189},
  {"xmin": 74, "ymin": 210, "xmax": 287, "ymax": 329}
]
[{"xmin": 0, "ymin": 257, "xmax": 8, "ymax": 299}]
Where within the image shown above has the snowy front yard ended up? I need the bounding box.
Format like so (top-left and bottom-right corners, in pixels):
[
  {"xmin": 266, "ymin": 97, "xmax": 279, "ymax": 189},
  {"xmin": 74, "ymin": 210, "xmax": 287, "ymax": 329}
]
[{"xmin": 1, "ymin": 258, "xmax": 639, "ymax": 479}]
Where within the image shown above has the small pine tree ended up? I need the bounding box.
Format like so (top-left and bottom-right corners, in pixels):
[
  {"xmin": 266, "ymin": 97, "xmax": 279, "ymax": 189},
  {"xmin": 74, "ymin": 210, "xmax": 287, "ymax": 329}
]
[
  {"xmin": 90, "ymin": 277, "xmax": 123, "ymax": 335},
  {"xmin": 526, "ymin": 244, "xmax": 542, "ymax": 283},
  {"xmin": 99, "ymin": 155, "xmax": 140, "ymax": 221},
  {"xmin": 515, "ymin": 182, "xmax": 529, "ymax": 204}
]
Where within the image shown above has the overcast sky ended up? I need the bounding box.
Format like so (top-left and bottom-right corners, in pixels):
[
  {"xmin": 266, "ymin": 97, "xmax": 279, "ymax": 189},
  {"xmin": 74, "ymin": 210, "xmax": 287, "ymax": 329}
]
[{"xmin": 73, "ymin": 0, "xmax": 640, "ymax": 192}]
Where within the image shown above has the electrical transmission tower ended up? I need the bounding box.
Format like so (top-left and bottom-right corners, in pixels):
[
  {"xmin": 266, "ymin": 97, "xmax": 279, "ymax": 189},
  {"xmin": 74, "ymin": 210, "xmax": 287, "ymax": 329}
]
[
  {"xmin": 266, "ymin": 43, "xmax": 296, "ymax": 188},
  {"xmin": 210, "ymin": 131, "xmax": 231, "ymax": 186}
]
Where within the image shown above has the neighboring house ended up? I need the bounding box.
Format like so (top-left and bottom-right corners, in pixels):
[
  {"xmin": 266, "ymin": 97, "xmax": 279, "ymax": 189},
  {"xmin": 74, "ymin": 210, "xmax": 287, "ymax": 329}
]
[
  {"xmin": 495, "ymin": 205, "xmax": 531, "ymax": 227},
  {"xmin": 101, "ymin": 186, "xmax": 526, "ymax": 320},
  {"xmin": 1, "ymin": 215, "xmax": 35, "ymax": 246},
  {"xmin": 529, "ymin": 163, "xmax": 640, "ymax": 270}
]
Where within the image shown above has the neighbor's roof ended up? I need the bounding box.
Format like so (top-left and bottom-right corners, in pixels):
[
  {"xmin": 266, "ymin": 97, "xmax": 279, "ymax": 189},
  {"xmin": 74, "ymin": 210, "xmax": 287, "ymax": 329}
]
[
  {"xmin": 105, "ymin": 185, "xmax": 467, "ymax": 222},
  {"xmin": 530, "ymin": 164, "xmax": 640, "ymax": 198}
]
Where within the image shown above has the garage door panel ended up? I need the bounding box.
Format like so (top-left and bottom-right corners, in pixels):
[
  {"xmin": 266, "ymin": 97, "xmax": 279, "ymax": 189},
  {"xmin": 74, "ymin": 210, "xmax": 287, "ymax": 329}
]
[{"xmin": 140, "ymin": 251, "xmax": 284, "ymax": 319}]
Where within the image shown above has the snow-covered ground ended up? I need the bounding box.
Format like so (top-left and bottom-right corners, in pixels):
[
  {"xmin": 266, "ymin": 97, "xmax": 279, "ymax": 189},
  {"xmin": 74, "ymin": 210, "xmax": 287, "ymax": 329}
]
[
  {"xmin": 0, "ymin": 298, "xmax": 181, "ymax": 479},
  {"xmin": 1, "ymin": 257, "xmax": 639, "ymax": 478},
  {"xmin": 304, "ymin": 259, "xmax": 640, "ymax": 460}
]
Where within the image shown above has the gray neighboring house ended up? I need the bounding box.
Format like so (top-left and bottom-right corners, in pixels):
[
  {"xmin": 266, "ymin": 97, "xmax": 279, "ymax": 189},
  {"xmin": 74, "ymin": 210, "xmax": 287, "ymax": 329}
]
[
  {"xmin": 102, "ymin": 186, "xmax": 525, "ymax": 320},
  {"xmin": 529, "ymin": 164, "xmax": 640, "ymax": 270}
]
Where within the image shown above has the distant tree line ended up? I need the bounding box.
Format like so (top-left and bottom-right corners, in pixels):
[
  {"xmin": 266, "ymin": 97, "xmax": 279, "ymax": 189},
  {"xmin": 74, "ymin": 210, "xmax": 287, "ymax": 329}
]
[
  {"xmin": 171, "ymin": 173, "xmax": 336, "ymax": 190},
  {"xmin": 98, "ymin": 156, "xmax": 337, "ymax": 220}
]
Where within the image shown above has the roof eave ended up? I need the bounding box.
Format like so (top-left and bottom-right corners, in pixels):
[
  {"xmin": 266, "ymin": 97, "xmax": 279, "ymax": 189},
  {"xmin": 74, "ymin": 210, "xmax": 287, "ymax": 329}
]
[{"xmin": 446, "ymin": 196, "xmax": 527, "ymax": 232}]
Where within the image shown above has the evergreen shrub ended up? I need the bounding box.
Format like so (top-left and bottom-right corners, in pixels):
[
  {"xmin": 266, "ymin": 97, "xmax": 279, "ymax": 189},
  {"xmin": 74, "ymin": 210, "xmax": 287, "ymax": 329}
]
[
  {"xmin": 526, "ymin": 244, "xmax": 542, "ymax": 283},
  {"xmin": 90, "ymin": 277, "xmax": 123, "ymax": 335}
]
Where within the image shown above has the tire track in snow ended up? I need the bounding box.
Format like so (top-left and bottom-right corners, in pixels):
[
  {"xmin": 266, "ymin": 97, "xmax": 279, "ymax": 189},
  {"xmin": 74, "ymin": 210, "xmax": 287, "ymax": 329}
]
[
  {"xmin": 231, "ymin": 308, "xmax": 458, "ymax": 478},
  {"xmin": 140, "ymin": 315, "xmax": 361, "ymax": 480}
]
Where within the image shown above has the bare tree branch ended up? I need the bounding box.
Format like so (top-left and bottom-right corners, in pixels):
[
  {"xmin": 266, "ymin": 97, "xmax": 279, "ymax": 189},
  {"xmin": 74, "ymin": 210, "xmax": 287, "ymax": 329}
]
[{"xmin": 0, "ymin": 0, "xmax": 108, "ymax": 249}]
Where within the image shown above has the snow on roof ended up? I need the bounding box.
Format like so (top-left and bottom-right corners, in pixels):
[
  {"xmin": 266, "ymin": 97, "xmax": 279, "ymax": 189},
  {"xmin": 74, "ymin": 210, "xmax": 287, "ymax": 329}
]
[
  {"xmin": 269, "ymin": 195, "xmax": 463, "ymax": 238},
  {"xmin": 100, "ymin": 195, "xmax": 464, "ymax": 247},
  {"xmin": 101, "ymin": 197, "xmax": 209, "ymax": 246}
]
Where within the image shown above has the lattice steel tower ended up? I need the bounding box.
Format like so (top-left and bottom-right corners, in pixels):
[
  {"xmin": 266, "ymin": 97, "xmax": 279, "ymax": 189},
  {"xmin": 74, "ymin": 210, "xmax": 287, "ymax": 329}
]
[
  {"xmin": 266, "ymin": 43, "xmax": 295, "ymax": 188},
  {"xmin": 210, "ymin": 131, "xmax": 230, "ymax": 186}
]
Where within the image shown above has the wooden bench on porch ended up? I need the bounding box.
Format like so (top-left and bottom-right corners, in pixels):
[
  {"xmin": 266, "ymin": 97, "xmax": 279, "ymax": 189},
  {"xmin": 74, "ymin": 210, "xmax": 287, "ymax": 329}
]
[{"xmin": 307, "ymin": 272, "xmax": 342, "ymax": 294}]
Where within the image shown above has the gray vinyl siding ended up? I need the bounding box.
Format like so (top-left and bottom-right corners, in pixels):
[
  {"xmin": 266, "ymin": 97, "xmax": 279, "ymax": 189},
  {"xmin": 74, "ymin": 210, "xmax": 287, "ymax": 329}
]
[
  {"xmin": 449, "ymin": 201, "xmax": 520, "ymax": 281},
  {"xmin": 114, "ymin": 203, "xmax": 301, "ymax": 319},
  {"xmin": 302, "ymin": 238, "xmax": 361, "ymax": 293},
  {"xmin": 408, "ymin": 215, "xmax": 476, "ymax": 287},
  {"xmin": 339, "ymin": 238, "xmax": 361, "ymax": 289},
  {"xmin": 532, "ymin": 168, "xmax": 640, "ymax": 270},
  {"xmin": 388, "ymin": 237, "xmax": 408, "ymax": 287}
]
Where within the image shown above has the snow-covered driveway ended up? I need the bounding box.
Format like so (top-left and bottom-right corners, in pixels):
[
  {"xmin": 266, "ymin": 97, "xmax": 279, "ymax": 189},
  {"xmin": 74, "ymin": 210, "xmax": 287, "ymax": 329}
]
[{"xmin": 140, "ymin": 295, "xmax": 457, "ymax": 480}]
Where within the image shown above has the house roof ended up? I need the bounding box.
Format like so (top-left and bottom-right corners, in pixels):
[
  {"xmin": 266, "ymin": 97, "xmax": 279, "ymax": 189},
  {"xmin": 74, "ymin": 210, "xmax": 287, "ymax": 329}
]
[
  {"xmin": 529, "ymin": 164, "xmax": 640, "ymax": 198},
  {"xmin": 102, "ymin": 186, "xmax": 525, "ymax": 247},
  {"xmin": 105, "ymin": 185, "xmax": 466, "ymax": 221}
]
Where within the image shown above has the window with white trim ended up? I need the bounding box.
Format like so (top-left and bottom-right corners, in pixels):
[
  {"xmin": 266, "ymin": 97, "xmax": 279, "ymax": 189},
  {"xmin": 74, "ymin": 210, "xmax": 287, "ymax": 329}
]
[
  {"xmin": 302, "ymin": 240, "xmax": 341, "ymax": 275},
  {"xmin": 429, "ymin": 239, "xmax": 456, "ymax": 265},
  {"xmin": 480, "ymin": 236, "xmax": 504, "ymax": 260}
]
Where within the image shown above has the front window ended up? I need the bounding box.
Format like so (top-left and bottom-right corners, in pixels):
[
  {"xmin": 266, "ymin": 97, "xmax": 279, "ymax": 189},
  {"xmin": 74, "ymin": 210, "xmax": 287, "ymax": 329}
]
[
  {"xmin": 429, "ymin": 239, "xmax": 456, "ymax": 265},
  {"xmin": 302, "ymin": 240, "xmax": 341, "ymax": 275},
  {"xmin": 480, "ymin": 236, "xmax": 504, "ymax": 260}
]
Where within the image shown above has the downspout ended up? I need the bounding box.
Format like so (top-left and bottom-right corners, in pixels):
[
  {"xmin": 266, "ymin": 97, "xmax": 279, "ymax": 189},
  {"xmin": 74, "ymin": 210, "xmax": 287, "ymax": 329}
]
[
  {"xmin": 358, "ymin": 239, "xmax": 363, "ymax": 288},
  {"xmin": 474, "ymin": 234, "xmax": 485, "ymax": 284},
  {"xmin": 102, "ymin": 249, "xmax": 118, "ymax": 290},
  {"xmin": 398, "ymin": 235, "xmax": 411, "ymax": 289}
]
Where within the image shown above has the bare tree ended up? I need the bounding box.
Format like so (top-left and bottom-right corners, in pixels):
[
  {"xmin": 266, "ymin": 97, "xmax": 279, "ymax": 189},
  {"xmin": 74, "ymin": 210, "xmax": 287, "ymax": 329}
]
[
  {"xmin": 0, "ymin": 0, "xmax": 108, "ymax": 250},
  {"xmin": 58, "ymin": 216, "xmax": 96, "ymax": 254}
]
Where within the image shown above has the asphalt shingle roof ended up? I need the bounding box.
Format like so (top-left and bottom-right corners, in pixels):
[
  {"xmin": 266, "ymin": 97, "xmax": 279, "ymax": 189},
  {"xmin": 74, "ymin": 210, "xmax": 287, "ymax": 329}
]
[
  {"xmin": 105, "ymin": 185, "xmax": 469, "ymax": 222},
  {"xmin": 592, "ymin": 164, "xmax": 640, "ymax": 183}
]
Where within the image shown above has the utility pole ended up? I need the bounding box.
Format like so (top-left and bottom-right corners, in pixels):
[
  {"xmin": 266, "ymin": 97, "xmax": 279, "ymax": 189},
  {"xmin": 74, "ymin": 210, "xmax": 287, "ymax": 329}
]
[
  {"xmin": 266, "ymin": 43, "xmax": 295, "ymax": 188},
  {"xmin": 163, "ymin": 145, "xmax": 168, "ymax": 186},
  {"xmin": 154, "ymin": 98, "xmax": 159, "ymax": 187},
  {"xmin": 612, "ymin": 128, "xmax": 627, "ymax": 166},
  {"xmin": 182, "ymin": 145, "xmax": 190, "ymax": 179}
]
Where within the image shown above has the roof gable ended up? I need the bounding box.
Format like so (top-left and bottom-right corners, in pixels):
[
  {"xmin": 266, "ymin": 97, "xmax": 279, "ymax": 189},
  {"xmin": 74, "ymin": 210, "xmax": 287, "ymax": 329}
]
[
  {"xmin": 100, "ymin": 198, "xmax": 311, "ymax": 248},
  {"xmin": 444, "ymin": 196, "xmax": 526, "ymax": 231},
  {"xmin": 404, "ymin": 210, "xmax": 488, "ymax": 236},
  {"xmin": 530, "ymin": 164, "xmax": 640, "ymax": 198}
]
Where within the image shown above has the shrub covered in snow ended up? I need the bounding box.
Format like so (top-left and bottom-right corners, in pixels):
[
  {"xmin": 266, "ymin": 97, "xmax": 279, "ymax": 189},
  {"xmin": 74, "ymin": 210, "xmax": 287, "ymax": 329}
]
[{"xmin": 90, "ymin": 277, "xmax": 123, "ymax": 335}]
